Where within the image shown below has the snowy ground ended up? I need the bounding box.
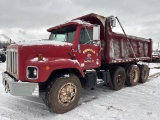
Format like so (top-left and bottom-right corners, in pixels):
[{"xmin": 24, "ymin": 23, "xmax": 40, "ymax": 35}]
[{"xmin": 0, "ymin": 62, "xmax": 160, "ymax": 120}]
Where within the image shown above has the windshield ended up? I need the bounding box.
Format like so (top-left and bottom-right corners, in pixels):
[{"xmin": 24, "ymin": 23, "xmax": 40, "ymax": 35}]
[{"xmin": 49, "ymin": 25, "xmax": 76, "ymax": 43}]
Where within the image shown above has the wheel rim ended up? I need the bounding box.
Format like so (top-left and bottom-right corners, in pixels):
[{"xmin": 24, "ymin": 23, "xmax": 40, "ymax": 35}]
[
  {"xmin": 132, "ymin": 70, "xmax": 138, "ymax": 82},
  {"xmin": 116, "ymin": 73, "xmax": 123, "ymax": 86},
  {"xmin": 132, "ymin": 71, "xmax": 136, "ymax": 82},
  {"xmin": 143, "ymin": 70, "xmax": 148, "ymax": 79},
  {"xmin": 58, "ymin": 82, "xmax": 77, "ymax": 106},
  {"xmin": 5, "ymin": 83, "xmax": 9, "ymax": 93}
]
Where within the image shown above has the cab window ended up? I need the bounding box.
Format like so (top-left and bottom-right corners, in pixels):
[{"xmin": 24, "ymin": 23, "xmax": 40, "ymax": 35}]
[{"xmin": 79, "ymin": 28, "xmax": 93, "ymax": 44}]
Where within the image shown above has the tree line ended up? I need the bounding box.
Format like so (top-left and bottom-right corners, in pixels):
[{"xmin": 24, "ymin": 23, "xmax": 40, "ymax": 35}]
[{"xmin": 0, "ymin": 41, "xmax": 10, "ymax": 49}]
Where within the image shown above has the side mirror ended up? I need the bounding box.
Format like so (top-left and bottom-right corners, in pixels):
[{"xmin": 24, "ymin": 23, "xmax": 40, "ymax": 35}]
[
  {"xmin": 93, "ymin": 25, "xmax": 100, "ymax": 40},
  {"xmin": 110, "ymin": 17, "xmax": 116, "ymax": 27}
]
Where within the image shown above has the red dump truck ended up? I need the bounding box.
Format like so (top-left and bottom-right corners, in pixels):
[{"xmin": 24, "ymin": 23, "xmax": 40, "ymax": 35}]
[
  {"xmin": 152, "ymin": 51, "xmax": 160, "ymax": 62},
  {"xmin": 2, "ymin": 13, "xmax": 152, "ymax": 114}
]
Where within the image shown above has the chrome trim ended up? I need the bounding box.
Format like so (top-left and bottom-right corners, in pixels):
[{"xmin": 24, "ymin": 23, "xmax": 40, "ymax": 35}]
[
  {"xmin": 2, "ymin": 72, "xmax": 39, "ymax": 96},
  {"xmin": 26, "ymin": 66, "xmax": 39, "ymax": 79},
  {"xmin": 6, "ymin": 49, "xmax": 18, "ymax": 79}
]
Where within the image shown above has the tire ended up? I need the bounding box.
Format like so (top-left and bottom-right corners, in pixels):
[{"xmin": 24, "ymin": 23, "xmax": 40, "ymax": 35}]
[
  {"xmin": 126, "ymin": 65, "xmax": 140, "ymax": 86},
  {"xmin": 2, "ymin": 57, "xmax": 6, "ymax": 62},
  {"xmin": 46, "ymin": 74, "xmax": 81, "ymax": 114},
  {"xmin": 109, "ymin": 66, "xmax": 126, "ymax": 90},
  {"xmin": 139, "ymin": 65, "xmax": 149, "ymax": 83},
  {"xmin": 0, "ymin": 54, "xmax": 6, "ymax": 62}
]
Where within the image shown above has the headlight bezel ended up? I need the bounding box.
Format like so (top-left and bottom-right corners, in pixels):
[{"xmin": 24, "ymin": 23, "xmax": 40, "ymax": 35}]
[{"xmin": 26, "ymin": 66, "xmax": 38, "ymax": 79}]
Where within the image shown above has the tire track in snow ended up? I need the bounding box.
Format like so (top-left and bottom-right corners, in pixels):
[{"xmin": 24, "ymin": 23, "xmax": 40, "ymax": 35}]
[
  {"xmin": 0, "ymin": 62, "xmax": 6, "ymax": 72},
  {"xmin": 148, "ymin": 72, "xmax": 160, "ymax": 80},
  {"xmin": 0, "ymin": 95, "xmax": 49, "ymax": 119}
]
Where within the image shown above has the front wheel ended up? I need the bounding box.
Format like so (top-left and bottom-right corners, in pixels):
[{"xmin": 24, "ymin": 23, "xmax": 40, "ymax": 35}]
[{"xmin": 46, "ymin": 74, "xmax": 81, "ymax": 114}]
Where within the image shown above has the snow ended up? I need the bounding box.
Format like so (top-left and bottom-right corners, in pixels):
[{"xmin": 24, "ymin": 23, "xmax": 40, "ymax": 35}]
[
  {"xmin": 17, "ymin": 40, "xmax": 72, "ymax": 46},
  {"xmin": 0, "ymin": 62, "xmax": 160, "ymax": 120},
  {"xmin": 55, "ymin": 59, "xmax": 80, "ymax": 66},
  {"xmin": 30, "ymin": 57, "xmax": 48, "ymax": 62},
  {"xmin": 30, "ymin": 57, "xmax": 39, "ymax": 62},
  {"xmin": 71, "ymin": 20, "xmax": 93, "ymax": 26}
]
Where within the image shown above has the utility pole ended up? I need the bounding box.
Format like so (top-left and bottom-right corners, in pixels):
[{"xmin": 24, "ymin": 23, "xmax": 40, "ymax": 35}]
[{"xmin": 157, "ymin": 42, "xmax": 159, "ymax": 51}]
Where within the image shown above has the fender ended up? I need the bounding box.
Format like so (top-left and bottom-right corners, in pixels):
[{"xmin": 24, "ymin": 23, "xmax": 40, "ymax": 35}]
[{"xmin": 26, "ymin": 57, "xmax": 84, "ymax": 82}]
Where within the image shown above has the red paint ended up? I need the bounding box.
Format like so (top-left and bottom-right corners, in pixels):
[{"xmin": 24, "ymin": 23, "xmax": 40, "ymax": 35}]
[
  {"xmin": 152, "ymin": 51, "xmax": 160, "ymax": 62},
  {"xmin": 6, "ymin": 13, "xmax": 152, "ymax": 83}
]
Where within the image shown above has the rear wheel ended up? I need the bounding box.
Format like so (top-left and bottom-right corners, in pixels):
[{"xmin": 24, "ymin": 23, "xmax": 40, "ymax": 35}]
[
  {"xmin": 126, "ymin": 65, "xmax": 140, "ymax": 86},
  {"xmin": 139, "ymin": 65, "xmax": 149, "ymax": 83},
  {"xmin": 46, "ymin": 74, "xmax": 81, "ymax": 114},
  {"xmin": 109, "ymin": 66, "xmax": 126, "ymax": 90}
]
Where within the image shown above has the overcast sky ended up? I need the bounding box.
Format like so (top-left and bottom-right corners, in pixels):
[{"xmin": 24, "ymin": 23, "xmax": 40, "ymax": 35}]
[{"xmin": 0, "ymin": 0, "xmax": 159, "ymax": 49}]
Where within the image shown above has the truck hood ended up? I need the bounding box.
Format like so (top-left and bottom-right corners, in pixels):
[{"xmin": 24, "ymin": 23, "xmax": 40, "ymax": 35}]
[
  {"xmin": 16, "ymin": 40, "xmax": 72, "ymax": 47},
  {"xmin": 6, "ymin": 40, "xmax": 73, "ymax": 81},
  {"xmin": 15, "ymin": 40, "xmax": 73, "ymax": 59},
  {"xmin": 7, "ymin": 40, "xmax": 73, "ymax": 68}
]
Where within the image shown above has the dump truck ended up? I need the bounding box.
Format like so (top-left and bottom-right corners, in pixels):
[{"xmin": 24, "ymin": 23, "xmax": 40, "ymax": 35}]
[
  {"xmin": 152, "ymin": 51, "xmax": 160, "ymax": 62},
  {"xmin": 2, "ymin": 13, "xmax": 152, "ymax": 114}
]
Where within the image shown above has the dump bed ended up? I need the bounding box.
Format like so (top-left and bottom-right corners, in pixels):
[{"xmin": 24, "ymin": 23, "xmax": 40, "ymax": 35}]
[
  {"xmin": 75, "ymin": 13, "xmax": 152, "ymax": 64},
  {"xmin": 105, "ymin": 32, "xmax": 152, "ymax": 64}
]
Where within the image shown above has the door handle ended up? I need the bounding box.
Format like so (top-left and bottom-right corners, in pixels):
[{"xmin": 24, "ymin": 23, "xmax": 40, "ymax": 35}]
[
  {"xmin": 72, "ymin": 49, "xmax": 78, "ymax": 52},
  {"xmin": 78, "ymin": 44, "xmax": 81, "ymax": 53}
]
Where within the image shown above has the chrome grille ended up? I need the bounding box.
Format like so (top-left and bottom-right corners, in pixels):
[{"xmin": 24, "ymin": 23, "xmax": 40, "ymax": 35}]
[{"xmin": 6, "ymin": 49, "xmax": 18, "ymax": 78}]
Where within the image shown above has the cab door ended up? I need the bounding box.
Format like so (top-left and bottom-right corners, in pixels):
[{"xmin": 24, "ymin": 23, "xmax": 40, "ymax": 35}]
[{"xmin": 74, "ymin": 27, "xmax": 101, "ymax": 70}]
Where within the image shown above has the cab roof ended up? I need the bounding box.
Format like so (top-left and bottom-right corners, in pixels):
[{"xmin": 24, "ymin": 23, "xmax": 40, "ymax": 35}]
[{"xmin": 47, "ymin": 13, "xmax": 109, "ymax": 32}]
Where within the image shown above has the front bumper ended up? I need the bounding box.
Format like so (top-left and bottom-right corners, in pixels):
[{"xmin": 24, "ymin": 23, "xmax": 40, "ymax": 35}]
[{"xmin": 2, "ymin": 72, "xmax": 39, "ymax": 96}]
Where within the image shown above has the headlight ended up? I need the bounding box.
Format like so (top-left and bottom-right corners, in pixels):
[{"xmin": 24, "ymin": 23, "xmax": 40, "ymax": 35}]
[
  {"xmin": 33, "ymin": 69, "xmax": 37, "ymax": 76},
  {"xmin": 27, "ymin": 67, "xmax": 38, "ymax": 79}
]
